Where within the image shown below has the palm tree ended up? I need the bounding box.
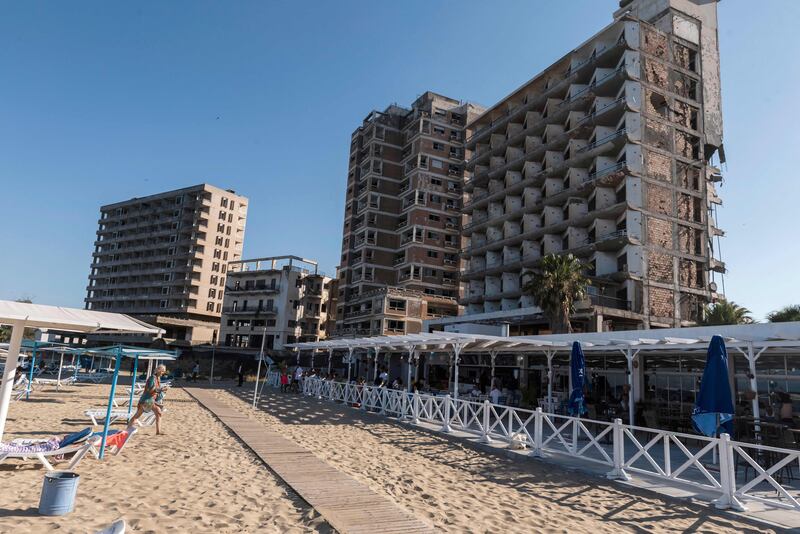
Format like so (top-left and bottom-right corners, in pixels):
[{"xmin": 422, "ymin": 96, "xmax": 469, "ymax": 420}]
[
  {"xmin": 521, "ymin": 254, "xmax": 589, "ymax": 334},
  {"xmin": 767, "ymin": 304, "xmax": 800, "ymax": 323},
  {"xmin": 700, "ymin": 299, "xmax": 753, "ymax": 326}
]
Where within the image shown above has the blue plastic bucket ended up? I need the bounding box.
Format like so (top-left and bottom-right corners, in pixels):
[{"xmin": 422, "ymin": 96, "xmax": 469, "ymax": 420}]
[{"xmin": 38, "ymin": 471, "xmax": 80, "ymax": 516}]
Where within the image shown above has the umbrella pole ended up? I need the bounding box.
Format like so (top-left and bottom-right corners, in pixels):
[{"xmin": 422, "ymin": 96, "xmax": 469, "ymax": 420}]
[
  {"xmin": 100, "ymin": 346, "xmax": 123, "ymax": 460},
  {"xmin": 128, "ymin": 356, "xmax": 139, "ymax": 417},
  {"xmin": 26, "ymin": 344, "xmax": 37, "ymax": 400}
]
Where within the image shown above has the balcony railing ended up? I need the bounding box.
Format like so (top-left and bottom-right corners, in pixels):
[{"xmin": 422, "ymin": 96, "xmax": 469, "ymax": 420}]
[
  {"xmin": 589, "ymin": 293, "xmax": 632, "ymax": 311},
  {"xmin": 583, "ymin": 228, "xmax": 628, "ymax": 245}
]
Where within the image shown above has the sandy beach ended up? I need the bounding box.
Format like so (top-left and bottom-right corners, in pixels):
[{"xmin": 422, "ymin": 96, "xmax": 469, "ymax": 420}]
[
  {"xmin": 218, "ymin": 385, "xmax": 775, "ymax": 534},
  {"xmin": 0, "ymin": 381, "xmax": 330, "ymax": 533},
  {"xmin": 0, "ymin": 379, "xmax": 778, "ymax": 533}
]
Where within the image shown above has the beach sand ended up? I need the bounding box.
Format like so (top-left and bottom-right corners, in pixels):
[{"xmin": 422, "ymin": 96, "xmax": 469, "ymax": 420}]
[
  {"xmin": 0, "ymin": 382, "xmax": 331, "ymax": 533},
  {"xmin": 216, "ymin": 386, "xmax": 775, "ymax": 534}
]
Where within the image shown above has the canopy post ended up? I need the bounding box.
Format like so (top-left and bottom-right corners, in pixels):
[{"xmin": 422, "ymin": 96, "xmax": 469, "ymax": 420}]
[
  {"xmin": 310, "ymin": 350, "xmax": 315, "ymax": 371},
  {"xmin": 452, "ymin": 344, "xmax": 464, "ymax": 400},
  {"xmin": 405, "ymin": 346, "xmax": 417, "ymax": 393},
  {"xmin": 26, "ymin": 341, "xmax": 38, "ymax": 400},
  {"xmin": 252, "ymin": 329, "xmax": 267, "ymax": 409},
  {"xmin": 739, "ymin": 342, "xmax": 767, "ymax": 435},
  {"xmin": 128, "ymin": 355, "xmax": 139, "ymax": 417},
  {"xmin": 347, "ymin": 348, "xmax": 354, "ymax": 382},
  {"xmin": 327, "ymin": 348, "xmax": 333, "ymax": 375},
  {"xmin": 546, "ymin": 350, "xmax": 554, "ymax": 413},
  {"xmin": 373, "ymin": 348, "xmax": 381, "ymax": 381},
  {"xmin": 0, "ymin": 320, "xmax": 26, "ymax": 441},
  {"xmin": 621, "ymin": 347, "xmax": 639, "ymax": 425},
  {"xmin": 99, "ymin": 345, "xmax": 124, "ymax": 460},
  {"xmin": 489, "ymin": 350, "xmax": 498, "ymax": 388}
]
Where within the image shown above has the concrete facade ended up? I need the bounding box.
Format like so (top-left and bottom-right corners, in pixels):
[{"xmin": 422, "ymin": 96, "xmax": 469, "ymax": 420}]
[
  {"xmin": 219, "ymin": 256, "xmax": 333, "ymax": 353},
  {"xmin": 336, "ymin": 91, "xmax": 484, "ymax": 337},
  {"xmin": 85, "ymin": 183, "xmax": 248, "ymax": 345},
  {"xmin": 456, "ymin": 0, "xmax": 725, "ymax": 333}
]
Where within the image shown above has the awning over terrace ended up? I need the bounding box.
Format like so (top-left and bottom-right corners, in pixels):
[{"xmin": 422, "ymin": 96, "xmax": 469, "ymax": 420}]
[{"xmin": 286, "ymin": 322, "xmax": 800, "ymax": 427}]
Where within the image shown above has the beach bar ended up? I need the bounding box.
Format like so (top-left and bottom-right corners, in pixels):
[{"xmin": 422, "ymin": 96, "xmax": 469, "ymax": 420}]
[{"xmin": 288, "ymin": 322, "xmax": 800, "ymax": 433}]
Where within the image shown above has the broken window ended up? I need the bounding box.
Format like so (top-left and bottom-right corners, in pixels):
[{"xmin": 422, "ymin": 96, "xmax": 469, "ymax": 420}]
[
  {"xmin": 672, "ymin": 42, "xmax": 698, "ymax": 72},
  {"xmin": 671, "ymin": 71, "xmax": 698, "ymax": 100}
]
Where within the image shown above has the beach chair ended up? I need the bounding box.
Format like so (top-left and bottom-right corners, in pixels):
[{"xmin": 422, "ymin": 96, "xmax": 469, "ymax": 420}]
[
  {"xmin": 0, "ymin": 436, "xmax": 100, "ymax": 471},
  {"xmin": 84, "ymin": 409, "xmax": 157, "ymax": 428}
]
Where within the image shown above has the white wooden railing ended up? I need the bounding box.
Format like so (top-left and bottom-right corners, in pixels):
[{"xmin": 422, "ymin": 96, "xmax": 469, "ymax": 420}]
[{"xmin": 265, "ymin": 375, "xmax": 800, "ymax": 514}]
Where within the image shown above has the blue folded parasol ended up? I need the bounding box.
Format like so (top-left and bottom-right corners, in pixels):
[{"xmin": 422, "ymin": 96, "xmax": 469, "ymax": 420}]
[
  {"xmin": 568, "ymin": 341, "xmax": 587, "ymax": 417},
  {"xmin": 692, "ymin": 335, "xmax": 735, "ymax": 437}
]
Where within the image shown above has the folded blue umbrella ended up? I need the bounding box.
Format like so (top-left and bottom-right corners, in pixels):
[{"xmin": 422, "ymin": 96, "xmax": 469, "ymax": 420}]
[
  {"xmin": 568, "ymin": 341, "xmax": 588, "ymax": 417},
  {"xmin": 692, "ymin": 335, "xmax": 735, "ymax": 437},
  {"xmin": 59, "ymin": 427, "xmax": 93, "ymax": 447}
]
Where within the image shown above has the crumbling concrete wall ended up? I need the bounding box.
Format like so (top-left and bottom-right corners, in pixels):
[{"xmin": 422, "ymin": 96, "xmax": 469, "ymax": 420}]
[
  {"xmin": 648, "ymin": 251, "xmax": 673, "ymax": 283},
  {"xmin": 643, "ymin": 56, "xmax": 668, "ymax": 87},
  {"xmin": 649, "ymin": 286, "xmax": 674, "ymax": 318},
  {"xmin": 644, "ymin": 119, "xmax": 671, "ymax": 151},
  {"xmin": 646, "ymin": 184, "xmax": 673, "ymax": 216},
  {"xmin": 647, "ymin": 216, "xmax": 672, "ymax": 249},
  {"xmin": 641, "ymin": 26, "xmax": 668, "ymax": 58},
  {"xmin": 645, "ymin": 150, "xmax": 671, "ymax": 182}
]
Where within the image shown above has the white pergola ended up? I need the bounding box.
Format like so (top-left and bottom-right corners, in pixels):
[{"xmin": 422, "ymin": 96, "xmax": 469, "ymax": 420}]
[
  {"xmin": 0, "ymin": 300, "xmax": 163, "ymax": 441},
  {"xmin": 287, "ymin": 322, "xmax": 800, "ymax": 426}
]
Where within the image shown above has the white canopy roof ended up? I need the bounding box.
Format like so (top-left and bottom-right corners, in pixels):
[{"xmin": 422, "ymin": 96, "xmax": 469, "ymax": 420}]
[
  {"xmin": 286, "ymin": 322, "xmax": 800, "ymax": 355},
  {"xmin": 0, "ymin": 300, "xmax": 163, "ymax": 334},
  {"xmin": 287, "ymin": 332, "xmax": 569, "ymax": 353}
]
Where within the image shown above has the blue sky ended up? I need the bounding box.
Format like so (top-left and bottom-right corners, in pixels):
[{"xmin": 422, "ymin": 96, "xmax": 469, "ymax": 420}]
[{"xmin": 1, "ymin": 1, "xmax": 798, "ymax": 321}]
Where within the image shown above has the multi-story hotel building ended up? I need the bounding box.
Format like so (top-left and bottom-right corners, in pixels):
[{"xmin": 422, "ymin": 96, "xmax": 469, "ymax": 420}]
[
  {"xmin": 85, "ymin": 184, "xmax": 248, "ymax": 345},
  {"xmin": 440, "ymin": 0, "xmax": 725, "ymax": 334},
  {"xmin": 336, "ymin": 91, "xmax": 484, "ymax": 337},
  {"xmin": 219, "ymin": 256, "xmax": 333, "ymax": 352}
]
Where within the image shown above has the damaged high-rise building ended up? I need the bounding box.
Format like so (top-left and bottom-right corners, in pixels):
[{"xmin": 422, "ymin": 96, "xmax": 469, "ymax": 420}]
[{"xmin": 431, "ymin": 0, "xmax": 726, "ymax": 333}]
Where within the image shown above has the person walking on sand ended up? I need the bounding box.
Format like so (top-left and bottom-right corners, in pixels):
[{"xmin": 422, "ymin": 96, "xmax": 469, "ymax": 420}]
[
  {"xmin": 237, "ymin": 361, "xmax": 244, "ymax": 387},
  {"xmin": 129, "ymin": 364, "xmax": 168, "ymax": 435},
  {"xmin": 192, "ymin": 360, "xmax": 200, "ymax": 382}
]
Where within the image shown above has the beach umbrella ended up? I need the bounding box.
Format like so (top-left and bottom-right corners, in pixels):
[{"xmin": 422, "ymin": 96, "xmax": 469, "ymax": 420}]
[
  {"xmin": 691, "ymin": 335, "xmax": 734, "ymax": 437},
  {"xmin": 568, "ymin": 341, "xmax": 587, "ymax": 417}
]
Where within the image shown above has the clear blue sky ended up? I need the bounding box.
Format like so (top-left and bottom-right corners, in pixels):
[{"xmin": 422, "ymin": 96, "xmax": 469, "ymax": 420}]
[{"xmin": 1, "ymin": 1, "xmax": 798, "ymax": 321}]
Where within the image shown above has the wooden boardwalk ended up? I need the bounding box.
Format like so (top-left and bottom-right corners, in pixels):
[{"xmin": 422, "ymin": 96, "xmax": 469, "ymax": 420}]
[{"xmin": 186, "ymin": 388, "xmax": 434, "ymax": 534}]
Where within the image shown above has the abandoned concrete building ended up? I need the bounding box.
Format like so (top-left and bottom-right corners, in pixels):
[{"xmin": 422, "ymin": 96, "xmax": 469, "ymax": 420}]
[{"xmin": 432, "ymin": 0, "xmax": 726, "ymax": 334}]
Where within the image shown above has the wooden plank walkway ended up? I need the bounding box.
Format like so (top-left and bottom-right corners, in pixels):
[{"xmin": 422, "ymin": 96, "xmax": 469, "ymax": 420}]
[{"xmin": 185, "ymin": 388, "xmax": 434, "ymax": 534}]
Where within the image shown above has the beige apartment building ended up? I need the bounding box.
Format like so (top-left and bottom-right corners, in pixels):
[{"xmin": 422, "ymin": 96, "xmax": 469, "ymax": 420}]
[
  {"xmin": 219, "ymin": 256, "xmax": 333, "ymax": 352},
  {"xmin": 436, "ymin": 0, "xmax": 725, "ymax": 334},
  {"xmin": 335, "ymin": 91, "xmax": 484, "ymax": 337},
  {"xmin": 85, "ymin": 184, "xmax": 248, "ymax": 345}
]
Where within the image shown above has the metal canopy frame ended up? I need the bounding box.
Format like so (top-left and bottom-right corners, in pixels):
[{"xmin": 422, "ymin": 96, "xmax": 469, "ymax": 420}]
[{"xmin": 287, "ymin": 322, "xmax": 800, "ymax": 423}]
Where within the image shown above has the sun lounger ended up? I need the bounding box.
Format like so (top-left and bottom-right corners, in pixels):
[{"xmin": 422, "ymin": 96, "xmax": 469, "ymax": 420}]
[
  {"xmin": 0, "ymin": 436, "xmax": 100, "ymax": 471},
  {"xmin": 76, "ymin": 371, "xmax": 111, "ymax": 384},
  {"xmin": 32, "ymin": 375, "xmax": 77, "ymax": 390},
  {"xmin": 84, "ymin": 409, "xmax": 157, "ymax": 428}
]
